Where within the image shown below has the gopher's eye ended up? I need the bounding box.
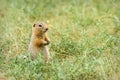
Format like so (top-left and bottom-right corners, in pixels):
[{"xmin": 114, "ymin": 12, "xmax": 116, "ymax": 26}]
[{"xmin": 39, "ymin": 24, "xmax": 42, "ymax": 27}]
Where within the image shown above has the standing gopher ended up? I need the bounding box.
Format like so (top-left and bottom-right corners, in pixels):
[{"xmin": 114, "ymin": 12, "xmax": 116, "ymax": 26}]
[{"xmin": 28, "ymin": 22, "xmax": 50, "ymax": 62}]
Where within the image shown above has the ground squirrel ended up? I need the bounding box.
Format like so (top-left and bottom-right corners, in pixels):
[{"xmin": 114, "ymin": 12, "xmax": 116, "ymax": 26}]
[{"xmin": 28, "ymin": 22, "xmax": 50, "ymax": 62}]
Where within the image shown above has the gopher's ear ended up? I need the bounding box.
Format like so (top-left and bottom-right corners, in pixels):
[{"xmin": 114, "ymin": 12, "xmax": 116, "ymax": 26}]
[{"xmin": 33, "ymin": 24, "xmax": 36, "ymax": 27}]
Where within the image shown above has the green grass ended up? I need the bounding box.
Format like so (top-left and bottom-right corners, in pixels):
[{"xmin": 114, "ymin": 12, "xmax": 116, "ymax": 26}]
[{"xmin": 0, "ymin": 0, "xmax": 120, "ymax": 80}]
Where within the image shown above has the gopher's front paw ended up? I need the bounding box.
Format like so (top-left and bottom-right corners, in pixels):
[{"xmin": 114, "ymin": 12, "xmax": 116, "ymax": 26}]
[
  {"xmin": 43, "ymin": 41, "xmax": 50, "ymax": 46},
  {"xmin": 47, "ymin": 40, "xmax": 50, "ymax": 45}
]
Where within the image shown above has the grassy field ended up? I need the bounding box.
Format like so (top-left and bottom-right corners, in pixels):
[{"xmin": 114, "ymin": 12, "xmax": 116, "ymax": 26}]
[{"xmin": 0, "ymin": 0, "xmax": 120, "ymax": 80}]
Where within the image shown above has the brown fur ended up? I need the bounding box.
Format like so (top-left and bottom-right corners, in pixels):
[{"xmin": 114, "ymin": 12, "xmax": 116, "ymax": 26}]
[{"xmin": 28, "ymin": 22, "xmax": 50, "ymax": 62}]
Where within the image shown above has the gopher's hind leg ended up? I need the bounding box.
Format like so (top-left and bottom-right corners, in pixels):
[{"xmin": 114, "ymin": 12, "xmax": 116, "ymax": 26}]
[{"xmin": 41, "ymin": 46, "xmax": 50, "ymax": 62}]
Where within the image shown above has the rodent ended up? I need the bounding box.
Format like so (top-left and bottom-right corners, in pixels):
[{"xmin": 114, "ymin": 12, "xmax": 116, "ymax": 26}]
[{"xmin": 28, "ymin": 22, "xmax": 50, "ymax": 62}]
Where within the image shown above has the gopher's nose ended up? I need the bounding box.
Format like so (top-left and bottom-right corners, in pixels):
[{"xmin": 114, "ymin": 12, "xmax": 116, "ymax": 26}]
[{"xmin": 46, "ymin": 28, "xmax": 48, "ymax": 31}]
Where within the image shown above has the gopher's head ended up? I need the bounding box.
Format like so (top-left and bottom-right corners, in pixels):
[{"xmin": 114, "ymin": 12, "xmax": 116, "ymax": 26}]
[{"xmin": 32, "ymin": 22, "xmax": 48, "ymax": 36}]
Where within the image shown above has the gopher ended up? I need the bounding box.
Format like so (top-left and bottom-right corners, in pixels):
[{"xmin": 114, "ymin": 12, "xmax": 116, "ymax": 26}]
[{"xmin": 28, "ymin": 22, "xmax": 50, "ymax": 62}]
